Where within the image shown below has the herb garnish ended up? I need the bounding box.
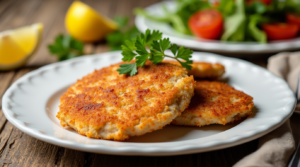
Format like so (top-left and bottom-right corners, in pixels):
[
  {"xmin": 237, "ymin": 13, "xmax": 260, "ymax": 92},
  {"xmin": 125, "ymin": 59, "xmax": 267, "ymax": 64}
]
[
  {"xmin": 117, "ymin": 29, "xmax": 193, "ymax": 76},
  {"xmin": 48, "ymin": 34, "xmax": 84, "ymax": 61}
]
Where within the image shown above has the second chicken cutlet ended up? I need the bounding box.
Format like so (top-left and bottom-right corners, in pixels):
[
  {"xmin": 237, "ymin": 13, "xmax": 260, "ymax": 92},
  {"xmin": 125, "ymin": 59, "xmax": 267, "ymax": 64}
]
[
  {"xmin": 164, "ymin": 61, "xmax": 225, "ymax": 79},
  {"xmin": 172, "ymin": 81, "xmax": 254, "ymax": 127}
]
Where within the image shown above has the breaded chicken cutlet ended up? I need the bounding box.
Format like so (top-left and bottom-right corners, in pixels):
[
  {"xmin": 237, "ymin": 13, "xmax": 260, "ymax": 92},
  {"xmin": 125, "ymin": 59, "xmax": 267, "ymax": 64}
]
[
  {"xmin": 172, "ymin": 81, "xmax": 254, "ymax": 127},
  {"xmin": 163, "ymin": 61, "xmax": 225, "ymax": 79},
  {"xmin": 57, "ymin": 61, "xmax": 195, "ymax": 141}
]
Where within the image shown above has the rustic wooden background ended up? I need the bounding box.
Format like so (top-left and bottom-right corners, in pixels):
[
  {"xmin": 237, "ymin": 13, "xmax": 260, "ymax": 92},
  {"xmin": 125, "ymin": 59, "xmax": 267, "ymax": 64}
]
[{"xmin": 0, "ymin": 0, "xmax": 285, "ymax": 166}]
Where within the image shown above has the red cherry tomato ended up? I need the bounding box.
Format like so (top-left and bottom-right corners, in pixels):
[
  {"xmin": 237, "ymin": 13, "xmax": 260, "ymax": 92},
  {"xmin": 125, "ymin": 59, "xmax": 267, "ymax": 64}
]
[
  {"xmin": 247, "ymin": 0, "xmax": 272, "ymax": 5},
  {"xmin": 287, "ymin": 13, "xmax": 300, "ymax": 29},
  {"xmin": 262, "ymin": 23, "xmax": 299, "ymax": 40},
  {"xmin": 188, "ymin": 9, "xmax": 223, "ymax": 40}
]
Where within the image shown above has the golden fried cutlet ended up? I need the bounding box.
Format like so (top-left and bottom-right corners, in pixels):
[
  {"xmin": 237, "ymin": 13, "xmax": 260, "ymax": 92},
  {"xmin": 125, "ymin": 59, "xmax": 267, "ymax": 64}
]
[
  {"xmin": 163, "ymin": 61, "xmax": 225, "ymax": 79},
  {"xmin": 172, "ymin": 81, "xmax": 254, "ymax": 127},
  {"xmin": 57, "ymin": 61, "xmax": 195, "ymax": 141}
]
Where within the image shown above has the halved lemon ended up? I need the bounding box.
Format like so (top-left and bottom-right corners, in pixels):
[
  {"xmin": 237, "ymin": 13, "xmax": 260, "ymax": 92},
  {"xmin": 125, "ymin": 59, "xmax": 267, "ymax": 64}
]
[
  {"xmin": 65, "ymin": 1, "xmax": 118, "ymax": 42},
  {"xmin": 0, "ymin": 23, "xmax": 43, "ymax": 70}
]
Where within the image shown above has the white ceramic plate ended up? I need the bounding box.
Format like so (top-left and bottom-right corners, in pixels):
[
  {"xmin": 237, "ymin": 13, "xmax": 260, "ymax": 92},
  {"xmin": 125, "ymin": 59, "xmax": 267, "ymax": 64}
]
[
  {"xmin": 135, "ymin": 1, "xmax": 300, "ymax": 54},
  {"xmin": 2, "ymin": 51, "xmax": 296, "ymax": 156}
]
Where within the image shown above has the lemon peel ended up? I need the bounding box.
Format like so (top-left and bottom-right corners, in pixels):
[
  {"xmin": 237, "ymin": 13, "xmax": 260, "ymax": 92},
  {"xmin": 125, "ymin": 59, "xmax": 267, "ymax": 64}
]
[
  {"xmin": 65, "ymin": 1, "xmax": 117, "ymax": 42},
  {"xmin": 0, "ymin": 23, "xmax": 43, "ymax": 70}
]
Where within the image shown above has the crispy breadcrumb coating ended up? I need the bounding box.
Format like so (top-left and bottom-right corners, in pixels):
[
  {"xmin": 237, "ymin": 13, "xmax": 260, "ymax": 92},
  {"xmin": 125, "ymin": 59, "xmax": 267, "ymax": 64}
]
[
  {"xmin": 57, "ymin": 61, "xmax": 194, "ymax": 141},
  {"xmin": 172, "ymin": 81, "xmax": 254, "ymax": 127},
  {"xmin": 164, "ymin": 61, "xmax": 225, "ymax": 79}
]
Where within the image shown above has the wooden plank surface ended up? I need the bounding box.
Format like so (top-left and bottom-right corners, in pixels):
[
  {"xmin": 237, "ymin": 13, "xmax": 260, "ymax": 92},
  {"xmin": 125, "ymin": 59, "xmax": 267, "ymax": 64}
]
[
  {"xmin": 0, "ymin": 0, "xmax": 266, "ymax": 166},
  {"xmin": 27, "ymin": 0, "xmax": 74, "ymax": 66}
]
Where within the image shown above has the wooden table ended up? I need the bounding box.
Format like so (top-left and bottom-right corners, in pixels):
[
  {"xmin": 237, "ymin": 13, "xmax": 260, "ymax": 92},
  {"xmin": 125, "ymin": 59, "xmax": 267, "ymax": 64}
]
[{"xmin": 0, "ymin": 0, "xmax": 278, "ymax": 166}]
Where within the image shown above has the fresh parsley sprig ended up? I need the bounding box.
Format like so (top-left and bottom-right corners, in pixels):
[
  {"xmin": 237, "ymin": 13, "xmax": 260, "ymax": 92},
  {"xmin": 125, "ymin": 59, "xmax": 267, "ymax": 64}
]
[
  {"xmin": 117, "ymin": 29, "xmax": 193, "ymax": 76},
  {"xmin": 48, "ymin": 34, "xmax": 84, "ymax": 61}
]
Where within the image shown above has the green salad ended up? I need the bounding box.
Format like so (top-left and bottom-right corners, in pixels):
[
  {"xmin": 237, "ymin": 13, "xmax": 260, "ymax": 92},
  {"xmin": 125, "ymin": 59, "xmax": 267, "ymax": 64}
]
[{"xmin": 135, "ymin": 0, "xmax": 300, "ymax": 43}]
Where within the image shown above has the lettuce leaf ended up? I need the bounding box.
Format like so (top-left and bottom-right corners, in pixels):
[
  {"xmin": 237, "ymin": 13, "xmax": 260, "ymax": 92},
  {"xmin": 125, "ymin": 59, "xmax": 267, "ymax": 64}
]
[
  {"xmin": 135, "ymin": 5, "xmax": 188, "ymax": 34},
  {"xmin": 135, "ymin": 0, "xmax": 211, "ymax": 35},
  {"xmin": 247, "ymin": 15, "xmax": 267, "ymax": 43},
  {"xmin": 218, "ymin": 0, "xmax": 236, "ymax": 17},
  {"xmin": 221, "ymin": 0, "xmax": 246, "ymax": 42},
  {"xmin": 270, "ymin": 0, "xmax": 300, "ymax": 14}
]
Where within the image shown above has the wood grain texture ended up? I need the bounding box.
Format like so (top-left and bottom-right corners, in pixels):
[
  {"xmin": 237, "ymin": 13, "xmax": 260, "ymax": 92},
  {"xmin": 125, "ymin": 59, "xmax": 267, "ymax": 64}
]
[
  {"xmin": 27, "ymin": 0, "xmax": 74, "ymax": 66},
  {"xmin": 0, "ymin": 0, "xmax": 43, "ymax": 32},
  {"xmin": 0, "ymin": 0, "xmax": 17, "ymax": 22},
  {"xmin": 0, "ymin": 71, "xmax": 15, "ymax": 108},
  {"xmin": 0, "ymin": 0, "xmax": 265, "ymax": 166}
]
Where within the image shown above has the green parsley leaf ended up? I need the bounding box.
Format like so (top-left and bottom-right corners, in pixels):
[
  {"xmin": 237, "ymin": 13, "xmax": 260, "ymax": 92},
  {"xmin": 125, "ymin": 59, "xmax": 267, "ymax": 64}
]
[
  {"xmin": 151, "ymin": 40, "xmax": 161, "ymax": 52},
  {"xmin": 149, "ymin": 41, "xmax": 164, "ymax": 64},
  {"xmin": 125, "ymin": 39, "xmax": 136, "ymax": 50},
  {"xmin": 149, "ymin": 50, "xmax": 164, "ymax": 64},
  {"xmin": 144, "ymin": 30, "xmax": 162, "ymax": 46},
  {"xmin": 159, "ymin": 38, "xmax": 171, "ymax": 52},
  {"xmin": 178, "ymin": 59, "xmax": 193, "ymax": 70},
  {"xmin": 176, "ymin": 46, "xmax": 193, "ymax": 61},
  {"xmin": 170, "ymin": 43, "xmax": 178, "ymax": 55},
  {"xmin": 136, "ymin": 54, "xmax": 149, "ymax": 67},
  {"xmin": 117, "ymin": 29, "xmax": 193, "ymax": 76},
  {"xmin": 135, "ymin": 35, "xmax": 149, "ymax": 56},
  {"xmin": 117, "ymin": 63, "xmax": 138, "ymax": 76},
  {"xmin": 48, "ymin": 34, "xmax": 84, "ymax": 61},
  {"xmin": 121, "ymin": 44, "xmax": 136, "ymax": 62}
]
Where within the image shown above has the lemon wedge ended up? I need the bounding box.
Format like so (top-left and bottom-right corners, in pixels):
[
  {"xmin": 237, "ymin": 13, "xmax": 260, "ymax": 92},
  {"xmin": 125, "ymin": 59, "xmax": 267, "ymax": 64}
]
[
  {"xmin": 0, "ymin": 23, "xmax": 43, "ymax": 70},
  {"xmin": 65, "ymin": 1, "xmax": 118, "ymax": 42}
]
